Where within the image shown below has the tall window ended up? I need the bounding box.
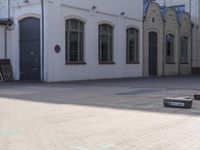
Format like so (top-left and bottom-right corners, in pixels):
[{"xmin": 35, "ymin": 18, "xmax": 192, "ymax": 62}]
[
  {"xmin": 126, "ymin": 28, "xmax": 139, "ymax": 64},
  {"xmin": 65, "ymin": 19, "xmax": 84, "ymax": 63},
  {"xmin": 98, "ymin": 24, "xmax": 114, "ymax": 64},
  {"xmin": 181, "ymin": 36, "xmax": 188, "ymax": 64},
  {"xmin": 166, "ymin": 34, "xmax": 175, "ymax": 64}
]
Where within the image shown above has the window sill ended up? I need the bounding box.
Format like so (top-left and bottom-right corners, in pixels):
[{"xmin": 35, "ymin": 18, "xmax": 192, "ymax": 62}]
[
  {"xmin": 99, "ymin": 62, "xmax": 115, "ymax": 65},
  {"xmin": 166, "ymin": 62, "xmax": 175, "ymax": 64},
  {"xmin": 126, "ymin": 62, "xmax": 140, "ymax": 64},
  {"xmin": 181, "ymin": 62, "xmax": 189, "ymax": 65},
  {"xmin": 65, "ymin": 62, "xmax": 87, "ymax": 65}
]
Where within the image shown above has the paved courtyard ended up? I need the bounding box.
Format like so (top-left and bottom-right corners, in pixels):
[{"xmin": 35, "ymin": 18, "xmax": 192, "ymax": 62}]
[{"xmin": 0, "ymin": 75, "xmax": 200, "ymax": 150}]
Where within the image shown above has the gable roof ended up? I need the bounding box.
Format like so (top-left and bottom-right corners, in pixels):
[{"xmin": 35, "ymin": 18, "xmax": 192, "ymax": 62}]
[{"xmin": 143, "ymin": 1, "xmax": 164, "ymax": 22}]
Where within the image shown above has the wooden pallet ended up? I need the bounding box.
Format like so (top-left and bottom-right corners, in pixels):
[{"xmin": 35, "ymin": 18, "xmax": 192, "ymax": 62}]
[
  {"xmin": 0, "ymin": 72, "xmax": 3, "ymax": 83},
  {"xmin": 1, "ymin": 65, "xmax": 13, "ymax": 82}
]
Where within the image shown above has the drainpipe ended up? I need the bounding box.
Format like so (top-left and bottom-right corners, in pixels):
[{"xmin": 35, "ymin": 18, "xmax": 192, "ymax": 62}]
[
  {"xmin": 41, "ymin": 0, "xmax": 45, "ymax": 81},
  {"xmin": 4, "ymin": 0, "xmax": 11, "ymax": 59},
  {"xmin": 178, "ymin": 24, "xmax": 181, "ymax": 75},
  {"xmin": 191, "ymin": 23, "xmax": 193, "ymax": 73},
  {"xmin": 4, "ymin": 24, "xmax": 8, "ymax": 58},
  {"xmin": 162, "ymin": 20, "xmax": 165, "ymax": 76}
]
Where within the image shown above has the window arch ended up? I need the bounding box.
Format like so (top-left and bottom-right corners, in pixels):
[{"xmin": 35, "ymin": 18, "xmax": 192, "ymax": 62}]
[
  {"xmin": 65, "ymin": 19, "xmax": 84, "ymax": 64},
  {"xmin": 126, "ymin": 28, "xmax": 139, "ymax": 64},
  {"xmin": 98, "ymin": 24, "xmax": 114, "ymax": 64},
  {"xmin": 181, "ymin": 36, "xmax": 188, "ymax": 64},
  {"xmin": 166, "ymin": 34, "xmax": 175, "ymax": 64}
]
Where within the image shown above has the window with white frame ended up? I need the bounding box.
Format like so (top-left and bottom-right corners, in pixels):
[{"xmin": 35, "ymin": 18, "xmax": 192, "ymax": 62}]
[
  {"xmin": 126, "ymin": 28, "xmax": 139, "ymax": 64},
  {"xmin": 181, "ymin": 36, "xmax": 188, "ymax": 64},
  {"xmin": 166, "ymin": 34, "xmax": 175, "ymax": 64},
  {"xmin": 65, "ymin": 19, "xmax": 84, "ymax": 64},
  {"xmin": 98, "ymin": 24, "xmax": 114, "ymax": 64}
]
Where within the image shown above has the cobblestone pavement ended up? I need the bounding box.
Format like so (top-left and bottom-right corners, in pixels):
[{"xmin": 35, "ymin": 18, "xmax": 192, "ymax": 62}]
[{"xmin": 0, "ymin": 75, "xmax": 200, "ymax": 150}]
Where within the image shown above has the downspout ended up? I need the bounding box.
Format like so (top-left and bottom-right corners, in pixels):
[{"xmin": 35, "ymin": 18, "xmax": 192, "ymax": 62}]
[
  {"xmin": 191, "ymin": 23, "xmax": 193, "ymax": 73},
  {"xmin": 4, "ymin": 0, "xmax": 11, "ymax": 59},
  {"xmin": 4, "ymin": 24, "xmax": 8, "ymax": 58},
  {"xmin": 142, "ymin": 18, "xmax": 144, "ymax": 77},
  {"xmin": 41, "ymin": 0, "xmax": 45, "ymax": 81},
  {"xmin": 162, "ymin": 20, "xmax": 165, "ymax": 76},
  {"xmin": 178, "ymin": 23, "xmax": 180, "ymax": 75}
]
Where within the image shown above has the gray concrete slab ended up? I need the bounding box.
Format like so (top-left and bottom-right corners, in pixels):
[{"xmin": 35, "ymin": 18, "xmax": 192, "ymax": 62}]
[{"xmin": 0, "ymin": 75, "xmax": 200, "ymax": 150}]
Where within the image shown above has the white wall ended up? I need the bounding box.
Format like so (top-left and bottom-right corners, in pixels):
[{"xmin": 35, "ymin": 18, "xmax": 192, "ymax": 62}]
[
  {"xmin": 46, "ymin": 0, "xmax": 143, "ymax": 81},
  {"xmin": 6, "ymin": 0, "xmax": 143, "ymax": 81},
  {"xmin": 60, "ymin": 0, "xmax": 143, "ymax": 20}
]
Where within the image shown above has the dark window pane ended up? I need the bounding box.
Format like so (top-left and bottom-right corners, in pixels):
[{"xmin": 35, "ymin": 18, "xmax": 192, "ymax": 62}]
[
  {"xmin": 100, "ymin": 25, "xmax": 108, "ymax": 34},
  {"xmin": 109, "ymin": 26, "xmax": 113, "ymax": 34},
  {"xmin": 181, "ymin": 36, "xmax": 188, "ymax": 63},
  {"xmin": 166, "ymin": 34, "xmax": 174, "ymax": 63},
  {"xmin": 101, "ymin": 35, "xmax": 108, "ymax": 61},
  {"xmin": 127, "ymin": 28, "xmax": 139, "ymax": 63},
  {"xmin": 80, "ymin": 22, "xmax": 84, "ymax": 31},
  {"xmin": 79, "ymin": 32, "xmax": 84, "ymax": 61},
  {"xmin": 70, "ymin": 19, "xmax": 78, "ymax": 29},
  {"xmin": 167, "ymin": 42, "xmax": 171, "ymax": 56},
  {"xmin": 70, "ymin": 32, "xmax": 78, "ymax": 52},
  {"xmin": 99, "ymin": 24, "xmax": 113, "ymax": 63},
  {"xmin": 65, "ymin": 19, "xmax": 84, "ymax": 63},
  {"xmin": 109, "ymin": 35, "xmax": 113, "ymax": 61}
]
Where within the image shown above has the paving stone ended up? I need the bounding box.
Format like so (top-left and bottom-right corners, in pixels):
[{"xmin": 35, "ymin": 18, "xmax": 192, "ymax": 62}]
[{"xmin": 0, "ymin": 75, "xmax": 200, "ymax": 150}]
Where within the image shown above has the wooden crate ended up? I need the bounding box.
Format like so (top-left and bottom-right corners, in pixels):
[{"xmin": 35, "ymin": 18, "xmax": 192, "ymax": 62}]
[
  {"xmin": 0, "ymin": 59, "xmax": 13, "ymax": 82},
  {"xmin": 0, "ymin": 72, "xmax": 3, "ymax": 83},
  {"xmin": 1, "ymin": 65, "xmax": 13, "ymax": 82}
]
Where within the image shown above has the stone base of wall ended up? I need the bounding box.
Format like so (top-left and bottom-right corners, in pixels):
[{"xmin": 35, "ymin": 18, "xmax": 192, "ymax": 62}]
[{"xmin": 192, "ymin": 67, "xmax": 200, "ymax": 74}]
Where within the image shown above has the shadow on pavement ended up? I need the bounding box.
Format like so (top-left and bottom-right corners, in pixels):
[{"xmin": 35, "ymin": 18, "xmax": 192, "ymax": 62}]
[{"xmin": 0, "ymin": 75, "xmax": 200, "ymax": 116}]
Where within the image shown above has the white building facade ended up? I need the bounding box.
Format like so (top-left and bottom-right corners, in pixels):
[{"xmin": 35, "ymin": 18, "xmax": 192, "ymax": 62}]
[{"xmin": 2, "ymin": 0, "xmax": 143, "ymax": 82}]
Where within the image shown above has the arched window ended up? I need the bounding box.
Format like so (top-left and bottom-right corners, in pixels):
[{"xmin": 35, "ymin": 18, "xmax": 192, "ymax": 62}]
[
  {"xmin": 181, "ymin": 36, "xmax": 188, "ymax": 64},
  {"xmin": 65, "ymin": 19, "xmax": 84, "ymax": 63},
  {"xmin": 166, "ymin": 34, "xmax": 175, "ymax": 64},
  {"xmin": 126, "ymin": 28, "xmax": 139, "ymax": 64},
  {"xmin": 98, "ymin": 24, "xmax": 114, "ymax": 64}
]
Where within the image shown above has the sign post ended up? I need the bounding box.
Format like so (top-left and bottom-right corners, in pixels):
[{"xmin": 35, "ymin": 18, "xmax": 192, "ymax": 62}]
[{"xmin": 0, "ymin": 0, "xmax": 9, "ymax": 18}]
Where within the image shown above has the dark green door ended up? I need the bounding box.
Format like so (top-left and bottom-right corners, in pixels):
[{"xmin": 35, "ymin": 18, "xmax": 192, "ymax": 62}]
[
  {"xmin": 19, "ymin": 17, "xmax": 41, "ymax": 81},
  {"xmin": 149, "ymin": 31, "xmax": 158, "ymax": 76}
]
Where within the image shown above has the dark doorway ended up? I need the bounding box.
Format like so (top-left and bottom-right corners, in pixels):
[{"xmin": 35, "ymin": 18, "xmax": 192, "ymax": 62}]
[
  {"xmin": 19, "ymin": 17, "xmax": 41, "ymax": 81},
  {"xmin": 149, "ymin": 31, "xmax": 158, "ymax": 76}
]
